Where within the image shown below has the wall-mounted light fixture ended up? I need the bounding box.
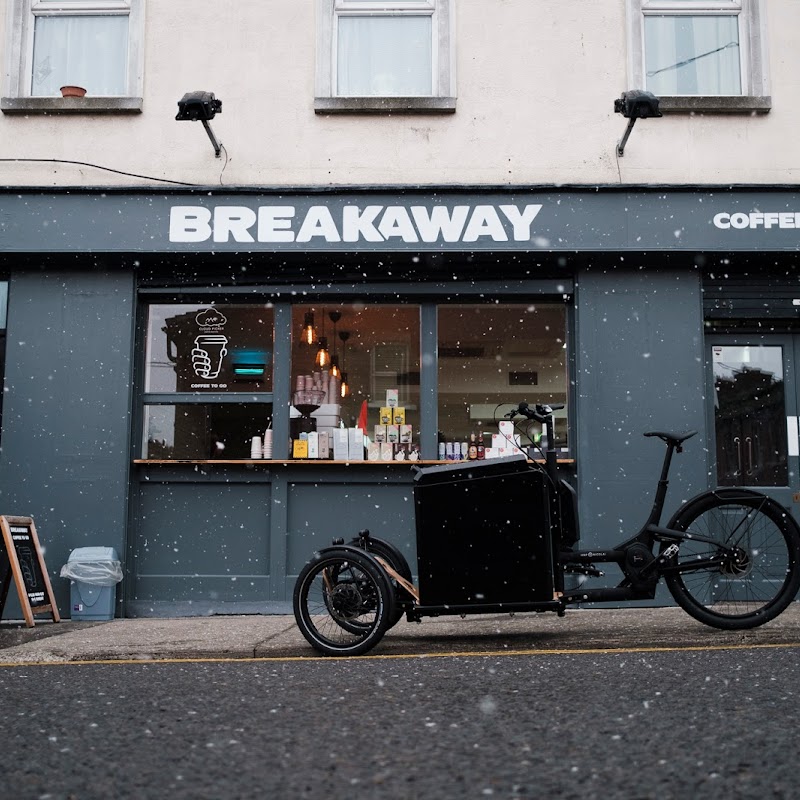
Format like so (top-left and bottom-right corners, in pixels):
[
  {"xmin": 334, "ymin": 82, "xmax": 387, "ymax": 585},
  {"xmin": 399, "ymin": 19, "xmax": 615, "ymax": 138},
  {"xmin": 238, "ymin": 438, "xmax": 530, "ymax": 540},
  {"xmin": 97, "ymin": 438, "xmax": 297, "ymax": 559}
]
[
  {"xmin": 614, "ymin": 90, "xmax": 662, "ymax": 157},
  {"xmin": 176, "ymin": 91, "xmax": 223, "ymax": 157}
]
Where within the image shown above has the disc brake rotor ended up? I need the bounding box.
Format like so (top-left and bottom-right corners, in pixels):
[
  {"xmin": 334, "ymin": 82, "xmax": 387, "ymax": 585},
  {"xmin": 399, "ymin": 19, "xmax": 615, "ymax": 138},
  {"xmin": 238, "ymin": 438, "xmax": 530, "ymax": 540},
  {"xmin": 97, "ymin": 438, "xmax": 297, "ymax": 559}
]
[{"xmin": 720, "ymin": 546, "xmax": 752, "ymax": 578}]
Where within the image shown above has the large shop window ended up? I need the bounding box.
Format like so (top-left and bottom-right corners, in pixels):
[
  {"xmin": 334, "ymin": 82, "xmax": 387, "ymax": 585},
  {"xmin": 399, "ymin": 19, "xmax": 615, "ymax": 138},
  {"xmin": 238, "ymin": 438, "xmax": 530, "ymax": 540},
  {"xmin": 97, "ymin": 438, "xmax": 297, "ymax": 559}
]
[
  {"xmin": 315, "ymin": 0, "xmax": 456, "ymax": 113},
  {"xmin": 438, "ymin": 304, "xmax": 568, "ymax": 457},
  {"xmin": 2, "ymin": 0, "xmax": 144, "ymax": 113},
  {"xmin": 139, "ymin": 299, "xmax": 569, "ymax": 462},
  {"xmin": 626, "ymin": 0, "xmax": 770, "ymax": 113},
  {"xmin": 291, "ymin": 304, "xmax": 421, "ymax": 460},
  {"xmin": 142, "ymin": 304, "xmax": 274, "ymax": 460}
]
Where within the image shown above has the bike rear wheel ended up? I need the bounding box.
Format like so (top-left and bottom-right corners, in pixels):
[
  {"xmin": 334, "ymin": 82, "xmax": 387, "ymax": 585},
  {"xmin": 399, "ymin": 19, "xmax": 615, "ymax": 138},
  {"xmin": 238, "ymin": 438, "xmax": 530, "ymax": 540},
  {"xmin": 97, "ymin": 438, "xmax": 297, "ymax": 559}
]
[
  {"xmin": 293, "ymin": 547, "xmax": 395, "ymax": 656},
  {"xmin": 663, "ymin": 490, "xmax": 800, "ymax": 630}
]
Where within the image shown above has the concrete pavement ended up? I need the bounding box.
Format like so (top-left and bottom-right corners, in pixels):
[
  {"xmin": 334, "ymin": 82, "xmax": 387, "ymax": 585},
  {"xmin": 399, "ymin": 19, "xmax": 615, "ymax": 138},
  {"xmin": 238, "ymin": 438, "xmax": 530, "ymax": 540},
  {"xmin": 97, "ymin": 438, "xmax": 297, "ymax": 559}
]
[{"xmin": 2, "ymin": 604, "xmax": 800, "ymax": 663}]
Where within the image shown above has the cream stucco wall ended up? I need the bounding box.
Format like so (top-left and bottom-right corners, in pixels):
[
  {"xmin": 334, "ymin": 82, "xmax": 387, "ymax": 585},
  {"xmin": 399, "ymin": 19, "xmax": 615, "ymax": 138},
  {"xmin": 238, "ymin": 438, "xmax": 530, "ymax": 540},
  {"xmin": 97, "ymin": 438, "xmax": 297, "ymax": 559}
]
[{"xmin": 1, "ymin": 0, "xmax": 798, "ymax": 188}]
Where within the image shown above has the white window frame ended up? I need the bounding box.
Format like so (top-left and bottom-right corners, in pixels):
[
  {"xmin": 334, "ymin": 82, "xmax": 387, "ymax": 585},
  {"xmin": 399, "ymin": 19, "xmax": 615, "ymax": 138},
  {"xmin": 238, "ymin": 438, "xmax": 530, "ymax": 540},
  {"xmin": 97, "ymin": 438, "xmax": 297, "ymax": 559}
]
[
  {"xmin": 315, "ymin": 0, "xmax": 456, "ymax": 113},
  {"xmin": 2, "ymin": 0, "xmax": 144, "ymax": 114},
  {"xmin": 626, "ymin": 0, "xmax": 770, "ymax": 113}
]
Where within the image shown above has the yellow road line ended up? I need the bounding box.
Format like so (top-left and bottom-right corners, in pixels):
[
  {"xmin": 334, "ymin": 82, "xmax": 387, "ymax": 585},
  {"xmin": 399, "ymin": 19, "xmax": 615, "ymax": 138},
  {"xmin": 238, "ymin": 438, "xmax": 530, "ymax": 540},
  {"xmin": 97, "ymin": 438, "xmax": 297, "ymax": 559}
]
[{"xmin": 2, "ymin": 641, "xmax": 800, "ymax": 667}]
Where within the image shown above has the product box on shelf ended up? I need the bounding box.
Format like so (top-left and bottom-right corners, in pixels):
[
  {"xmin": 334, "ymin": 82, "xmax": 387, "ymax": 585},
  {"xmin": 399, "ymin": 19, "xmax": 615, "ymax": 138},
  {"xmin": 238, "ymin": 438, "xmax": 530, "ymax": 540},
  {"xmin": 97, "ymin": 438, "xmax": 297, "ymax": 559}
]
[
  {"xmin": 386, "ymin": 424, "xmax": 399, "ymax": 444},
  {"xmin": 333, "ymin": 428, "xmax": 349, "ymax": 460},
  {"xmin": 380, "ymin": 442, "xmax": 394, "ymax": 461},
  {"xmin": 307, "ymin": 431, "xmax": 319, "ymax": 459},
  {"xmin": 379, "ymin": 407, "xmax": 392, "ymax": 425},
  {"xmin": 400, "ymin": 424, "xmax": 412, "ymax": 444},
  {"xmin": 392, "ymin": 408, "xmax": 406, "ymax": 425},
  {"xmin": 318, "ymin": 431, "xmax": 330, "ymax": 459},
  {"xmin": 367, "ymin": 442, "xmax": 380, "ymax": 461},
  {"xmin": 374, "ymin": 425, "xmax": 387, "ymax": 443},
  {"xmin": 386, "ymin": 389, "xmax": 399, "ymax": 408},
  {"xmin": 348, "ymin": 427, "xmax": 364, "ymax": 460},
  {"xmin": 292, "ymin": 439, "xmax": 308, "ymax": 459}
]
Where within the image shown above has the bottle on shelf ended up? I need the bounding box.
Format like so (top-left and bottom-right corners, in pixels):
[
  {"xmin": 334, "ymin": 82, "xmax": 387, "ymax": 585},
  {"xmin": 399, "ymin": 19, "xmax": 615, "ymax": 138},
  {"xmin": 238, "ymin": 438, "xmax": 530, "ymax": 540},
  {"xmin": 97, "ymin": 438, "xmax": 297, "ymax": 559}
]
[
  {"xmin": 468, "ymin": 433, "xmax": 478, "ymax": 460},
  {"xmin": 477, "ymin": 432, "xmax": 485, "ymax": 460}
]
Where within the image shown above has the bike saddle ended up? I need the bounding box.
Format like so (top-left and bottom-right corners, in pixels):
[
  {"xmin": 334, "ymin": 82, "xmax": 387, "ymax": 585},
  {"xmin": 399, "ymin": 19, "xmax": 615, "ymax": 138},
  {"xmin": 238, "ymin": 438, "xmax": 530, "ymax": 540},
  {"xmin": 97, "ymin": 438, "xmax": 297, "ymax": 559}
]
[{"xmin": 644, "ymin": 430, "xmax": 697, "ymax": 447}]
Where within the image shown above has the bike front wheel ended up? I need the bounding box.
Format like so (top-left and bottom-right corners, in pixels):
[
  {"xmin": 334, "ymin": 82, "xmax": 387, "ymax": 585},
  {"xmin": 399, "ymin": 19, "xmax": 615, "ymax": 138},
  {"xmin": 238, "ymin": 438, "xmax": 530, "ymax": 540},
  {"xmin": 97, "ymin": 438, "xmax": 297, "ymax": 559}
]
[
  {"xmin": 293, "ymin": 547, "xmax": 395, "ymax": 656},
  {"xmin": 663, "ymin": 490, "xmax": 800, "ymax": 630}
]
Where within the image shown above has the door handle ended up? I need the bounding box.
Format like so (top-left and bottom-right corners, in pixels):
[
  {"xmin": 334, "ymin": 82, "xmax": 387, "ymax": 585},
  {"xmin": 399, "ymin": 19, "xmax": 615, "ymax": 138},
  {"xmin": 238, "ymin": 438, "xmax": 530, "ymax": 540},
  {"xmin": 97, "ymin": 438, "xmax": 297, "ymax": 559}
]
[
  {"xmin": 733, "ymin": 436, "xmax": 742, "ymax": 477},
  {"xmin": 745, "ymin": 436, "xmax": 754, "ymax": 477}
]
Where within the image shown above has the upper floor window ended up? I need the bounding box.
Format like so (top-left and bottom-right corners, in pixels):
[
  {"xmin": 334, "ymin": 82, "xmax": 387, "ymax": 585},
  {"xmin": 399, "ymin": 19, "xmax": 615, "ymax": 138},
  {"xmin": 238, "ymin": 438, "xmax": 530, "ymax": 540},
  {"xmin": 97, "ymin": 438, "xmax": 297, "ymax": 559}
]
[
  {"xmin": 315, "ymin": 0, "xmax": 456, "ymax": 113},
  {"xmin": 627, "ymin": 1, "xmax": 770, "ymax": 113},
  {"xmin": 1, "ymin": 0, "xmax": 144, "ymax": 113}
]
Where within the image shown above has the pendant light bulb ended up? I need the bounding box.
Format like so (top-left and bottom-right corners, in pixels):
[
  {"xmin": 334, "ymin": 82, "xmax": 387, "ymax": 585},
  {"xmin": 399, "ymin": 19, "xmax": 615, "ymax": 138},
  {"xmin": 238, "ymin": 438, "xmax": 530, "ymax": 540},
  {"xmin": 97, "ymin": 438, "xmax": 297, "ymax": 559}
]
[
  {"xmin": 315, "ymin": 336, "xmax": 329, "ymax": 368},
  {"xmin": 302, "ymin": 312, "xmax": 315, "ymax": 345},
  {"xmin": 330, "ymin": 355, "xmax": 341, "ymax": 379},
  {"xmin": 340, "ymin": 373, "xmax": 350, "ymax": 398}
]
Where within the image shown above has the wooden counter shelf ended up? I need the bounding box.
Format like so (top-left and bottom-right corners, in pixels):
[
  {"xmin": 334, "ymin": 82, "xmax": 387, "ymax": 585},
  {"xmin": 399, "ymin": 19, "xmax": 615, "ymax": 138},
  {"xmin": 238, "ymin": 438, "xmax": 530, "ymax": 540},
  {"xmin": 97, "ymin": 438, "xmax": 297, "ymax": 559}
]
[{"xmin": 133, "ymin": 459, "xmax": 576, "ymax": 465}]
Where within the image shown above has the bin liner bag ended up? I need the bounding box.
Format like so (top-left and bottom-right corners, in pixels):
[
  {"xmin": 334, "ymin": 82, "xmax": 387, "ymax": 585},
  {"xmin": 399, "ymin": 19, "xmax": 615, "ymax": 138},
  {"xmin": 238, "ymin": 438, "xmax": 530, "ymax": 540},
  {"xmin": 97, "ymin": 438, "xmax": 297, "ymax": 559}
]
[{"xmin": 60, "ymin": 560, "xmax": 123, "ymax": 586}]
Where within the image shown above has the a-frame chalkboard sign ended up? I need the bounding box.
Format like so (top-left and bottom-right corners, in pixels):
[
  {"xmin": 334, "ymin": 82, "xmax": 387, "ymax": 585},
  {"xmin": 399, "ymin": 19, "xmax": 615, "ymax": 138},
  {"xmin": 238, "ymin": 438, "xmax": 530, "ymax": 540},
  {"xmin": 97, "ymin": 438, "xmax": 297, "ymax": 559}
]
[{"xmin": 0, "ymin": 516, "xmax": 60, "ymax": 627}]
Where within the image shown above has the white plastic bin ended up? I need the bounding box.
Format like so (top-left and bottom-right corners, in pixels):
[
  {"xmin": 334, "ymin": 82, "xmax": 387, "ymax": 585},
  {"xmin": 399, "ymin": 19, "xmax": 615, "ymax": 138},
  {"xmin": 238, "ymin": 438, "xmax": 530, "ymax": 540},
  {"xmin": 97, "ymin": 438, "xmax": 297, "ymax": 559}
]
[{"xmin": 61, "ymin": 546, "xmax": 122, "ymax": 621}]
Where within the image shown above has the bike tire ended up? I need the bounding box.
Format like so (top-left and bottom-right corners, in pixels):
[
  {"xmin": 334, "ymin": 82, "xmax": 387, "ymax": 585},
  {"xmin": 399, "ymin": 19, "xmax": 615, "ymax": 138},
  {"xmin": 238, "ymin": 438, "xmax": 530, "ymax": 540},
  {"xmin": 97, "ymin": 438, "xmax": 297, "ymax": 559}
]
[
  {"xmin": 663, "ymin": 489, "xmax": 800, "ymax": 630},
  {"xmin": 293, "ymin": 547, "xmax": 395, "ymax": 656}
]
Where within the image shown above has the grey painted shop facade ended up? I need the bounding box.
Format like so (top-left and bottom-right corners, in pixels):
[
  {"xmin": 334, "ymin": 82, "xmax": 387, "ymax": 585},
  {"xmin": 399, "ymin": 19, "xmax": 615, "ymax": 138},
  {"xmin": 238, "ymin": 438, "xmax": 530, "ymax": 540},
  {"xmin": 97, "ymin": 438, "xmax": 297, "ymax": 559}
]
[{"xmin": 0, "ymin": 185, "xmax": 798, "ymax": 617}]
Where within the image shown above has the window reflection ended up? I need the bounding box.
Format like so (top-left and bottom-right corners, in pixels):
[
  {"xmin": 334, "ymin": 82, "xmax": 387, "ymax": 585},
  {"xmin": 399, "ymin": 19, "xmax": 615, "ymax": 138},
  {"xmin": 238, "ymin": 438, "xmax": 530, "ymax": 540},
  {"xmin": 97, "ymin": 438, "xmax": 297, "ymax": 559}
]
[
  {"xmin": 143, "ymin": 404, "xmax": 273, "ymax": 460},
  {"xmin": 437, "ymin": 304, "xmax": 568, "ymax": 455}
]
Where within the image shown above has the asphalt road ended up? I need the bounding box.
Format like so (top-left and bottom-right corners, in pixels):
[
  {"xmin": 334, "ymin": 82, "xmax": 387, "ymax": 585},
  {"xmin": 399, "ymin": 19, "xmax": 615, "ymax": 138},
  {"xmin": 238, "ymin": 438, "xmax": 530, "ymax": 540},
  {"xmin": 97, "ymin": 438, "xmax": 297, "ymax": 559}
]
[{"xmin": 2, "ymin": 645, "xmax": 798, "ymax": 799}]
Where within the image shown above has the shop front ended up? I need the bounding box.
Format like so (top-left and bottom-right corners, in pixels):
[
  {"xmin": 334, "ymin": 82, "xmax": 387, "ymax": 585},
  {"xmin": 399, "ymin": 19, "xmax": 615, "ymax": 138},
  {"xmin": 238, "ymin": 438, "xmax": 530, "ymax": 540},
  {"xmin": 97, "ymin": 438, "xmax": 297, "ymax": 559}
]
[{"xmin": 0, "ymin": 186, "xmax": 797, "ymax": 616}]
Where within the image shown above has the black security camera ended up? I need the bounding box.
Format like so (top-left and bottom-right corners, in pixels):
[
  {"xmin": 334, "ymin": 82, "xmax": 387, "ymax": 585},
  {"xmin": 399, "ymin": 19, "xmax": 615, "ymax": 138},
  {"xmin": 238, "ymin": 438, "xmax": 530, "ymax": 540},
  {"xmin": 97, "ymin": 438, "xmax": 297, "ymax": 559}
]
[
  {"xmin": 175, "ymin": 91, "xmax": 222, "ymax": 122},
  {"xmin": 614, "ymin": 90, "xmax": 662, "ymax": 157},
  {"xmin": 614, "ymin": 90, "xmax": 662, "ymax": 120},
  {"xmin": 175, "ymin": 92, "xmax": 223, "ymax": 157}
]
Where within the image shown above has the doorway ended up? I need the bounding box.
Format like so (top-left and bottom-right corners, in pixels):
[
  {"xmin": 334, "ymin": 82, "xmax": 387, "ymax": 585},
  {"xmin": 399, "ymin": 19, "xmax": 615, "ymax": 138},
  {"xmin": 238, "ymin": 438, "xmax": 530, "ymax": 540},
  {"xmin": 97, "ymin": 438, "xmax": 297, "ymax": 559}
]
[{"xmin": 707, "ymin": 336, "xmax": 799, "ymax": 517}]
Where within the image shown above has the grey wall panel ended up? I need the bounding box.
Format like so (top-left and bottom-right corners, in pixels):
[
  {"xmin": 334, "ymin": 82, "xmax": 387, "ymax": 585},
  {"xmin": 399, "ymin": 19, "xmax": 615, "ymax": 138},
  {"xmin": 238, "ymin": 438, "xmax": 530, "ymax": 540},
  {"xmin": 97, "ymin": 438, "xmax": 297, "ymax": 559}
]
[
  {"xmin": 133, "ymin": 482, "xmax": 271, "ymax": 604},
  {"xmin": 574, "ymin": 268, "xmax": 708, "ymax": 553},
  {"xmin": 285, "ymin": 481, "xmax": 416, "ymax": 576},
  {"xmin": 0, "ymin": 270, "xmax": 134, "ymax": 618}
]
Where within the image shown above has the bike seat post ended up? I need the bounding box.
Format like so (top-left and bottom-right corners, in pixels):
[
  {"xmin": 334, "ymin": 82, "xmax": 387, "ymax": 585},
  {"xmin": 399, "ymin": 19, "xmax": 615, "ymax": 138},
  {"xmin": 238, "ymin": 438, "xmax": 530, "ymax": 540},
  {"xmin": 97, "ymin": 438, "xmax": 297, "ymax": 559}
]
[{"xmin": 647, "ymin": 439, "xmax": 677, "ymax": 527}]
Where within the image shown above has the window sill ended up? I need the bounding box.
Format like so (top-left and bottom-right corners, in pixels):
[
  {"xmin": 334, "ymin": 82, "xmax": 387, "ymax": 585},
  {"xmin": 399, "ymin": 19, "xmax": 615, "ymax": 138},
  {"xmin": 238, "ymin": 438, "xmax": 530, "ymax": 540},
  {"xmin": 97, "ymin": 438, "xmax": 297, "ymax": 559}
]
[
  {"xmin": 314, "ymin": 96, "xmax": 457, "ymax": 114},
  {"xmin": 1, "ymin": 97, "xmax": 143, "ymax": 115},
  {"xmin": 657, "ymin": 96, "xmax": 771, "ymax": 114}
]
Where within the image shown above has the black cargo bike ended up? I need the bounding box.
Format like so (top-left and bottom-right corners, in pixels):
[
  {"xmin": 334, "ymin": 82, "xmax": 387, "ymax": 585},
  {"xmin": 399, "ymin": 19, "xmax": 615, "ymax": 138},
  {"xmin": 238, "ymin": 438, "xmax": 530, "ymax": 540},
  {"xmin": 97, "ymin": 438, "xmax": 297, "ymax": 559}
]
[{"xmin": 293, "ymin": 402, "xmax": 800, "ymax": 656}]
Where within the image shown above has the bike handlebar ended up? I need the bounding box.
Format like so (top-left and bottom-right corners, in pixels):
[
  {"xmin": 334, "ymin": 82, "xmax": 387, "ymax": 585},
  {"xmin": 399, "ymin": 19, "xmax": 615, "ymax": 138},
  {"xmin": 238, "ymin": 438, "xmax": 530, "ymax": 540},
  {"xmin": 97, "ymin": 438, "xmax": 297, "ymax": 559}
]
[{"xmin": 507, "ymin": 402, "xmax": 564, "ymax": 423}]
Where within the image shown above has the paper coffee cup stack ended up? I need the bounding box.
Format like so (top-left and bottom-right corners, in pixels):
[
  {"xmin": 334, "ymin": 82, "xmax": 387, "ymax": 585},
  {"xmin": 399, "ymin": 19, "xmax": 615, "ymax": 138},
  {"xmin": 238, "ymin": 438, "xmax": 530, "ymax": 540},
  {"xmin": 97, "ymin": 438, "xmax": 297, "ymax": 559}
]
[
  {"xmin": 250, "ymin": 435, "xmax": 263, "ymax": 459},
  {"xmin": 262, "ymin": 429, "xmax": 273, "ymax": 459}
]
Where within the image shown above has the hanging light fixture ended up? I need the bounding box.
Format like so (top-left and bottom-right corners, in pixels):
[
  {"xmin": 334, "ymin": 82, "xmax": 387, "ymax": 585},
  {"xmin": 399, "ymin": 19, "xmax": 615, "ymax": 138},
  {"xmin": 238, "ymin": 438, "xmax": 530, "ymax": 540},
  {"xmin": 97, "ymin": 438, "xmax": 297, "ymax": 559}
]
[
  {"xmin": 328, "ymin": 310, "xmax": 342, "ymax": 378},
  {"xmin": 315, "ymin": 335, "xmax": 329, "ymax": 368},
  {"xmin": 315, "ymin": 308, "xmax": 329, "ymax": 368},
  {"xmin": 339, "ymin": 331, "xmax": 350, "ymax": 398},
  {"xmin": 302, "ymin": 311, "xmax": 316, "ymax": 345}
]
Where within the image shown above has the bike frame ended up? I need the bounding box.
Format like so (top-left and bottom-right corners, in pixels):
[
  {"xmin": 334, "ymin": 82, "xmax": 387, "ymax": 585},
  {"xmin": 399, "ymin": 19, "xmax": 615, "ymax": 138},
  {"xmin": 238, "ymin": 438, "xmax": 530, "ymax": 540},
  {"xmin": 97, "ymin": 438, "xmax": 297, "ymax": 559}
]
[{"xmin": 540, "ymin": 416, "xmax": 743, "ymax": 607}]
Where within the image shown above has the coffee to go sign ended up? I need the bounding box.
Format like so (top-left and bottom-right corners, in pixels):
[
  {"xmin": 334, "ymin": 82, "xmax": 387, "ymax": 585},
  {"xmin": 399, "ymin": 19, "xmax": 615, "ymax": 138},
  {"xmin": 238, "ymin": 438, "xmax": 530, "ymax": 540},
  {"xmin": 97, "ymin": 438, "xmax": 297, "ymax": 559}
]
[{"xmin": 169, "ymin": 203, "xmax": 544, "ymax": 244}]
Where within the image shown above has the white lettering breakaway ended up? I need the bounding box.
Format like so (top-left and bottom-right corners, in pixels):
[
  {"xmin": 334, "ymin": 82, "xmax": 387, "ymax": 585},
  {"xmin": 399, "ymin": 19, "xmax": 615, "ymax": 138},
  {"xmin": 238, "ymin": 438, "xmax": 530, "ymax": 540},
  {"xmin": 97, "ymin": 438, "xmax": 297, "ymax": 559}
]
[
  {"xmin": 713, "ymin": 211, "xmax": 800, "ymax": 230},
  {"xmin": 169, "ymin": 204, "xmax": 544, "ymax": 244}
]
